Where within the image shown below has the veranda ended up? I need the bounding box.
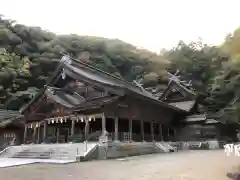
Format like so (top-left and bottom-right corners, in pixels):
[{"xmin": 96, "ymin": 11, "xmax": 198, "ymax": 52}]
[{"xmin": 23, "ymin": 113, "xmax": 175, "ymax": 144}]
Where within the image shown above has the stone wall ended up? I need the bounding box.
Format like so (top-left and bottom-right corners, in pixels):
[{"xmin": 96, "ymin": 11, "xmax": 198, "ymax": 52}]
[
  {"xmin": 97, "ymin": 142, "xmax": 160, "ymax": 160},
  {"xmin": 174, "ymin": 124, "xmax": 219, "ymax": 141}
]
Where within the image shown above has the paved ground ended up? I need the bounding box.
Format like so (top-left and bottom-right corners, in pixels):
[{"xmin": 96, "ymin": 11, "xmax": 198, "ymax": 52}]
[
  {"xmin": 0, "ymin": 150, "xmax": 239, "ymax": 180},
  {"xmin": 0, "ymin": 158, "xmax": 75, "ymax": 167}
]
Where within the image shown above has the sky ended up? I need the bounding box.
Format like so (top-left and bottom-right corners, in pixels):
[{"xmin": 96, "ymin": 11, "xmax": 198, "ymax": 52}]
[{"xmin": 1, "ymin": 0, "xmax": 239, "ymax": 53}]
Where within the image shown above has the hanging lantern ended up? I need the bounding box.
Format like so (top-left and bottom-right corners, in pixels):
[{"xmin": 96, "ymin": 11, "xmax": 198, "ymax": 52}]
[
  {"xmin": 51, "ymin": 119, "xmax": 55, "ymax": 124},
  {"xmin": 93, "ymin": 116, "xmax": 96, "ymax": 121},
  {"xmin": 81, "ymin": 117, "xmax": 84, "ymax": 122},
  {"xmin": 30, "ymin": 124, "xmax": 33, "ymax": 129},
  {"xmin": 36, "ymin": 123, "xmax": 39, "ymax": 128},
  {"xmin": 48, "ymin": 119, "xmax": 51, "ymax": 124},
  {"xmin": 89, "ymin": 116, "xmax": 92, "ymax": 122}
]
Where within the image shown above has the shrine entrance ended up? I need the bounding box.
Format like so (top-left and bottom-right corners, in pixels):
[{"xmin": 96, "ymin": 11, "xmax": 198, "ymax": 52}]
[{"xmin": 59, "ymin": 127, "xmax": 69, "ymax": 143}]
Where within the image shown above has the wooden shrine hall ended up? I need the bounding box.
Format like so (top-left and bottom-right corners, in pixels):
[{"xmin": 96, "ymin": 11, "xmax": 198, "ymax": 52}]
[
  {"xmin": 20, "ymin": 55, "xmax": 190, "ymax": 144},
  {"xmin": 0, "ymin": 110, "xmax": 24, "ymax": 148}
]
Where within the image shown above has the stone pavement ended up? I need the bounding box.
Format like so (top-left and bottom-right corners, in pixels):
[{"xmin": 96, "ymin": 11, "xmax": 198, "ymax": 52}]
[
  {"xmin": 0, "ymin": 158, "xmax": 74, "ymax": 168},
  {"xmin": 0, "ymin": 150, "xmax": 239, "ymax": 180}
]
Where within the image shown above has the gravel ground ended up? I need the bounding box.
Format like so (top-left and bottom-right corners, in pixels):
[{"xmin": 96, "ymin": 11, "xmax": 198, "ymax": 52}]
[{"xmin": 0, "ymin": 150, "xmax": 239, "ymax": 180}]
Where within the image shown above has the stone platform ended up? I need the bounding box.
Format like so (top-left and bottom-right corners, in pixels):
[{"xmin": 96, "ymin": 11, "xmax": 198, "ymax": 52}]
[
  {"xmin": 0, "ymin": 143, "xmax": 98, "ymax": 161},
  {"xmin": 0, "ymin": 158, "xmax": 74, "ymax": 168},
  {"xmin": 0, "ymin": 142, "xmax": 175, "ymax": 165}
]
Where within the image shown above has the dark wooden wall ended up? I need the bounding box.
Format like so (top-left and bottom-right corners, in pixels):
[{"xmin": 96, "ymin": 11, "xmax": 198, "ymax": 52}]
[
  {"xmin": 104, "ymin": 95, "xmax": 179, "ymax": 124},
  {"xmin": 174, "ymin": 123, "xmax": 220, "ymax": 141},
  {"xmin": 0, "ymin": 125, "xmax": 24, "ymax": 148}
]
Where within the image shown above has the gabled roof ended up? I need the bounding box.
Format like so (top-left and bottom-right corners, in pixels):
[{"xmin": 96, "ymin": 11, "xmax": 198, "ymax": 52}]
[
  {"xmin": 205, "ymin": 119, "xmax": 220, "ymax": 124},
  {"xmin": 185, "ymin": 114, "xmax": 207, "ymax": 122},
  {"xmin": 0, "ymin": 110, "xmax": 24, "ymax": 127},
  {"xmin": 45, "ymin": 87, "xmax": 85, "ymax": 108},
  {"xmin": 21, "ymin": 55, "xmax": 188, "ymax": 114},
  {"xmin": 63, "ymin": 56, "xmax": 156, "ymax": 98},
  {"xmin": 169, "ymin": 101, "xmax": 196, "ymax": 112},
  {"xmin": 63, "ymin": 56, "xmax": 190, "ymax": 113},
  {"xmin": 74, "ymin": 95, "xmax": 119, "ymax": 110},
  {"xmin": 160, "ymin": 80, "xmax": 196, "ymax": 101},
  {"xmin": 20, "ymin": 63, "xmax": 64, "ymax": 113},
  {"xmin": 184, "ymin": 114, "xmax": 221, "ymax": 124}
]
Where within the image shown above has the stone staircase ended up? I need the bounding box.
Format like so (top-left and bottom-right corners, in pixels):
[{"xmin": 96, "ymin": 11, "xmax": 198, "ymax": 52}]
[
  {"xmin": 0, "ymin": 143, "xmax": 98, "ymax": 161},
  {"xmin": 0, "ymin": 141, "xmax": 179, "ymax": 163},
  {"xmin": 155, "ymin": 142, "xmax": 176, "ymax": 152}
]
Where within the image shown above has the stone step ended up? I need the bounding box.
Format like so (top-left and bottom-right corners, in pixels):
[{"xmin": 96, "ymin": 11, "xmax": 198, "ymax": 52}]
[
  {"xmin": 155, "ymin": 142, "xmax": 176, "ymax": 152},
  {"xmin": 0, "ymin": 143, "xmax": 98, "ymax": 161}
]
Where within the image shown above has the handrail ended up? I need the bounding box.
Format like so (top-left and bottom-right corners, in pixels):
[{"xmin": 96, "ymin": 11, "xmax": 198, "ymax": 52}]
[{"xmin": 0, "ymin": 142, "xmax": 11, "ymax": 155}]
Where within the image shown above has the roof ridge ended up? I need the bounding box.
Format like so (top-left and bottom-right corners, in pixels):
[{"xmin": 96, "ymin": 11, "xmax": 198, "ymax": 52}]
[{"xmin": 67, "ymin": 55, "xmax": 146, "ymax": 92}]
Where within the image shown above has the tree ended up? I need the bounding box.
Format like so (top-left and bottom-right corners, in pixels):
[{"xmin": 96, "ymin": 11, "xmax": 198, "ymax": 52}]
[
  {"xmin": 0, "ymin": 15, "xmax": 168, "ymax": 109},
  {"xmin": 0, "ymin": 49, "xmax": 31, "ymax": 107}
]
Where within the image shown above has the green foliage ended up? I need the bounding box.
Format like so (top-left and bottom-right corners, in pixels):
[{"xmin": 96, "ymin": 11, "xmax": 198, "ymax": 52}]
[
  {"xmin": 164, "ymin": 34, "xmax": 240, "ymax": 124},
  {"xmin": 0, "ymin": 49, "xmax": 31, "ymax": 107},
  {"xmin": 0, "ymin": 15, "xmax": 168, "ymax": 109},
  {"xmin": 2, "ymin": 14, "xmax": 240, "ymax": 125}
]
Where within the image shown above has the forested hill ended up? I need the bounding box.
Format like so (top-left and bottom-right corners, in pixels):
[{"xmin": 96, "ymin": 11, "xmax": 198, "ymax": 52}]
[
  {"xmin": 0, "ymin": 15, "xmax": 170, "ymax": 110},
  {"xmin": 1, "ymin": 15, "xmax": 240, "ymax": 124}
]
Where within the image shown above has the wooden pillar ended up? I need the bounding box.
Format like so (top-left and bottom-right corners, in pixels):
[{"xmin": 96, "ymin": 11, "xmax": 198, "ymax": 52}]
[
  {"xmin": 114, "ymin": 117, "xmax": 119, "ymax": 141},
  {"xmin": 43, "ymin": 121, "xmax": 47, "ymax": 141},
  {"xmin": 172, "ymin": 128, "xmax": 176, "ymax": 141},
  {"xmin": 172, "ymin": 128, "xmax": 175, "ymax": 136},
  {"xmin": 37, "ymin": 126, "xmax": 41, "ymax": 144},
  {"xmin": 71, "ymin": 120, "xmax": 75, "ymax": 136},
  {"xmin": 159, "ymin": 124, "xmax": 163, "ymax": 141},
  {"xmin": 56, "ymin": 127, "xmax": 60, "ymax": 143},
  {"xmin": 167, "ymin": 127, "xmax": 170, "ymax": 140},
  {"xmin": 23, "ymin": 125, "xmax": 27, "ymax": 144},
  {"xmin": 33, "ymin": 127, "xmax": 37, "ymax": 143},
  {"xmin": 84, "ymin": 119, "xmax": 89, "ymax": 141},
  {"xmin": 168, "ymin": 127, "xmax": 172, "ymax": 141},
  {"xmin": 141, "ymin": 120, "xmax": 144, "ymax": 142},
  {"xmin": 129, "ymin": 118, "xmax": 132, "ymax": 142},
  {"xmin": 102, "ymin": 114, "xmax": 106, "ymax": 134},
  {"xmin": 150, "ymin": 121, "xmax": 154, "ymax": 142}
]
